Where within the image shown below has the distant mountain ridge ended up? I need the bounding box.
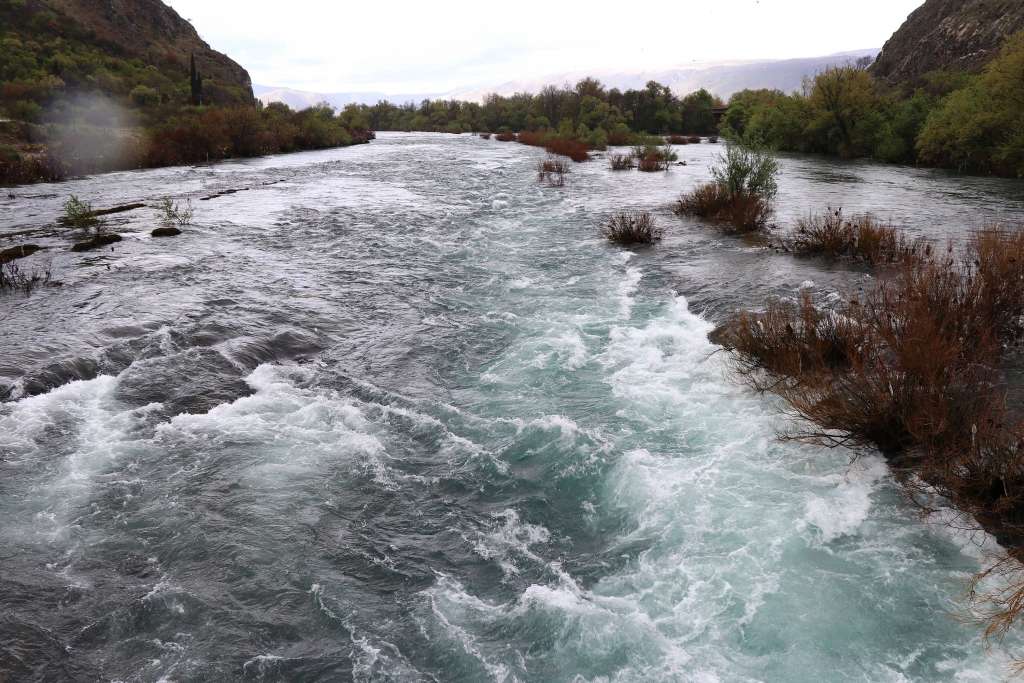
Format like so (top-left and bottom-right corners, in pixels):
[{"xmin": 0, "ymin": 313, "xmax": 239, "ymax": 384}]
[
  {"xmin": 255, "ymin": 49, "xmax": 879, "ymax": 109},
  {"xmin": 871, "ymin": 0, "xmax": 1024, "ymax": 84}
]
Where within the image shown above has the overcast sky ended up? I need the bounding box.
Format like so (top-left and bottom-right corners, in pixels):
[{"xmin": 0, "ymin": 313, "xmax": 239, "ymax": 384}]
[{"xmin": 165, "ymin": 0, "xmax": 925, "ymax": 94}]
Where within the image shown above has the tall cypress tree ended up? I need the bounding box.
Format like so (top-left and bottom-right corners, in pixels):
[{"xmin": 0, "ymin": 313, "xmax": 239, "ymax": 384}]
[{"xmin": 189, "ymin": 53, "xmax": 203, "ymax": 106}]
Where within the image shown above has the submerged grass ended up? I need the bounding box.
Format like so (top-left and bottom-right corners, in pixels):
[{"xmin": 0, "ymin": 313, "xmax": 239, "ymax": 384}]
[
  {"xmin": 537, "ymin": 157, "xmax": 568, "ymax": 186},
  {"xmin": 609, "ymin": 153, "xmax": 636, "ymax": 171}
]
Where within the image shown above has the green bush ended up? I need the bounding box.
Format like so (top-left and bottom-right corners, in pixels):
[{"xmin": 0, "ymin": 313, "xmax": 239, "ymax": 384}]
[
  {"xmin": 917, "ymin": 32, "xmax": 1024, "ymax": 176},
  {"xmin": 712, "ymin": 141, "xmax": 779, "ymax": 201}
]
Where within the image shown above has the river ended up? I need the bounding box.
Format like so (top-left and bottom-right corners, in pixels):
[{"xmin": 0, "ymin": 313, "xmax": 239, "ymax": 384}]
[{"xmin": 3, "ymin": 132, "xmax": 1024, "ymax": 681}]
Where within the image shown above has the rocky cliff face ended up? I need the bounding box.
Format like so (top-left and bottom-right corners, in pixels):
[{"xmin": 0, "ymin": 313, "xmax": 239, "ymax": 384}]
[
  {"xmin": 871, "ymin": 0, "xmax": 1024, "ymax": 84},
  {"xmin": 40, "ymin": 0, "xmax": 253, "ymax": 103}
]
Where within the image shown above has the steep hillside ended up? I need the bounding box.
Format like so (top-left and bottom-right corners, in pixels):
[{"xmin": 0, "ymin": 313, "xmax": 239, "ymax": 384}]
[
  {"xmin": 871, "ymin": 0, "xmax": 1024, "ymax": 84},
  {"xmin": 1, "ymin": 0, "xmax": 252, "ymax": 111},
  {"xmin": 0, "ymin": 0, "xmax": 371, "ymax": 185},
  {"xmin": 39, "ymin": 0, "xmax": 252, "ymax": 103}
]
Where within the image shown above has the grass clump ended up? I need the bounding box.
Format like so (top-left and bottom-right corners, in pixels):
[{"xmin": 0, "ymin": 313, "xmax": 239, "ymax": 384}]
[
  {"xmin": 158, "ymin": 197, "xmax": 195, "ymax": 227},
  {"xmin": 602, "ymin": 211, "xmax": 663, "ymax": 245},
  {"xmin": 675, "ymin": 141, "xmax": 778, "ymax": 232},
  {"xmin": 789, "ymin": 208, "xmax": 928, "ymax": 264},
  {"xmin": 609, "ymin": 153, "xmax": 636, "ymax": 170},
  {"xmin": 537, "ymin": 157, "xmax": 568, "ymax": 186}
]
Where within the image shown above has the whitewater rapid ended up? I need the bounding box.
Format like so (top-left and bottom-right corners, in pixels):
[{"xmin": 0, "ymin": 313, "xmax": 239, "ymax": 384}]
[{"xmin": 2, "ymin": 133, "xmax": 1024, "ymax": 681}]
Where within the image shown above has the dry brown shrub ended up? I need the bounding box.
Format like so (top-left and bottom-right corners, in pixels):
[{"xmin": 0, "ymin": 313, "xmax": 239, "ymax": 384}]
[
  {"xmin": 602, "ymin": 211, "xmax": 663, "ymax": 245},
  {"xmin": 790, "ymin": 208, "xmax": 928, "ymax": 264},
  {"xmin": 609, "ymin": 153, "xmax": 636, "ymax": 170},
  {"xmin": 715, "ymin": 226, "xmax": 1024, "ymax": 648},
  {"xmin": 675, "ymin": 182, "xmax": 770, "ymax": 233}
]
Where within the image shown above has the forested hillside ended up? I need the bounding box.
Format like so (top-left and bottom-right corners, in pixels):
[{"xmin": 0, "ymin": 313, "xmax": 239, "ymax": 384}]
[{"xmin": 0, "ymin": 0, "xmax": 371, "ymax": 185}]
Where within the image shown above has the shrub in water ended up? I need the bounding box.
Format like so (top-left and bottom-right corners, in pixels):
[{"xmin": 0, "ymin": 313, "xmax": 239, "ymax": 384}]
[
  {"xmin": 61, "ymin": 195, "xmax": 99, "ymax": 229},
  {"xmin": 602, "ymin": 211, "xmax": 663, "ymax": 244},
  {"xmin": 537, "ymin": 157, "xmax": 568, "ymax": 186},
  {"xmin": 545, "ymin": 137, "xmax": 590, "ymax": 162},
  {"xmin": 158, "ymin": 197, "xmax": 195, "ymax": 227},
  {"xmin": 789, "ymin": 208, "xmax": 927, "ymax": 264},
  {"xmin": 0, "ymin": 258, "xmax": 52, "ymax": 294},
  {"xmin": 676, "ymin": 141, "xmax": 779, "ymax": 232},
  {"xmin": 609, "ymin": 153, "xmax": 636, "ymax": 170}
]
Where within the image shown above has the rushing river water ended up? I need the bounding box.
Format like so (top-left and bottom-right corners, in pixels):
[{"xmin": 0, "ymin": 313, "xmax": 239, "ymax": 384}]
[{"xmin": 3, "ymin": 133, "xmax": 1024, "ymax": 681}]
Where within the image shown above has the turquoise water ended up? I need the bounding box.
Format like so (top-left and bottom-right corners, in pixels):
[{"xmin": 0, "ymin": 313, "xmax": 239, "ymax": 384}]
[{"xmin": 2, "ymin": 133, "xmax": 1024, "ymax": 680}]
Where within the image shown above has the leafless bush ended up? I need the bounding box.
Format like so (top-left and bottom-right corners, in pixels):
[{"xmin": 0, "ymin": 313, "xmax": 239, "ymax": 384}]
[
  {"xmin": 0, "ymin": 259, "xmax": 53, "ymax": 294},
  {"xmin": 602, "ymin": 211, "xmax": 663, "ymax": 245},
  {"xmin": 609, "ymin": 153, "xmax": 636, "ymax": 170}
]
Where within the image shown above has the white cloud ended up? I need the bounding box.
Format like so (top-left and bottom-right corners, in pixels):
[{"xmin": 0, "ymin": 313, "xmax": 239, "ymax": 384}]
[{"xmin": 166, "ymin": 0, "xmax": 925, "ymax": 93}]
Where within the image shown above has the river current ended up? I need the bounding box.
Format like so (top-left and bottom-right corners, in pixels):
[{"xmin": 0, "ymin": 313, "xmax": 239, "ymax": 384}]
[{"xmin": 3, "ymin": 133, "xmax": 1024, "ymax": 681}]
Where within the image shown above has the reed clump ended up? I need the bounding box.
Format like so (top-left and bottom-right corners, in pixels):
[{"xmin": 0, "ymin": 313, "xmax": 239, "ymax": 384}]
[
  {"xmin": 537, "ymin": 157, "xmax": 568, "ymax": 186},
  {"xmin": 602, "ymin": 211, "xmax": 663, "ymax": 245},
  {"xmin": 609, "ymin": 153, "xmax": 636, "ymax": 170},
  {"xmin": 789, "ymin": 208, "xmax": 929, "ymax": 265}
]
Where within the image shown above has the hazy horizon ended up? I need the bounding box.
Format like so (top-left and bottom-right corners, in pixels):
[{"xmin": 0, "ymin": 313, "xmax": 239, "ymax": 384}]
[{"xmin": 164, "ymin": 0, "xmax": 925, "ymax": 94}]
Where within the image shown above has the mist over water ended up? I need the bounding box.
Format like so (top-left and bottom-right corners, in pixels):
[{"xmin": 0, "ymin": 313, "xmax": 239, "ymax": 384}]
[{"xmin": 3, "ymin": 133, "xmax": 1024, "ymax": 681}]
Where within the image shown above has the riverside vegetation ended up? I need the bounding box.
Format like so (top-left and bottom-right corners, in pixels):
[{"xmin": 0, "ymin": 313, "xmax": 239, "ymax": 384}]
[
  {"xmin": 0, "ymin": 1, "xmax": 373, "ymax": 184},
  {"xmin": 602, "ymin": 135, "xmax": 1024, "ymax": 659},
  {"xmin": 720, "ymin": 32, "xmax": 1024, "ymax": 177}
]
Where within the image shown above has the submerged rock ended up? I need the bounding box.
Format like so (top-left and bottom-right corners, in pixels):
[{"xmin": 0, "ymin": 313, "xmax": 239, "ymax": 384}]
[
  {"xmin": 0, "ymin": 244, "xmax": 41, "ymax": 263},
  {"xmin": 71, "ymin": 234, "xmax": 122, "ymax": 252},
  {"xmin": 151, "ymin": 227, "xmax": 182, "ymax": 237}
]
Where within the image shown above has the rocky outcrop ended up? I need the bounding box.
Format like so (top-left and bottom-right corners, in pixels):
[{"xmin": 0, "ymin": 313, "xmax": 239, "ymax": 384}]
[
  {"xmin": 871, "ymin": 0, "xmax": 1024, "ymax": 85},
  {"xmin": 37, "ymin": 0, "xmax": 253, "ymax": 104},
  {"xmin": 0, "ymin": 245, "xmax": 41, "ymax": 263},
  {"xmin": 71, "ymin": 233, "xmax": 122, "ymax": 251}
]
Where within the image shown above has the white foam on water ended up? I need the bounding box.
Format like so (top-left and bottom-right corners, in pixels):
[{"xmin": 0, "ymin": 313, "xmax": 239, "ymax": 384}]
[
  {"xmin": 425, "ymin": 291, "xmax": 1022, "ymax": 680},
  {"xmin": 472, "ymin": 509, "xmax": 552, "ymax": 579},
  {"xmin": 800, "ymin": 456, "xmax": 889, "ymax": 544},
  {"xmin": 158, "ymin": 364, "xmax": 402, "ymax": 489},
  {"xmin": 616, "ymin": 266, "xmax": 642, "ymax": 320},
  {"xmin": 0, "ymin": 375, "xmax": 161, "ymax": 542}
]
